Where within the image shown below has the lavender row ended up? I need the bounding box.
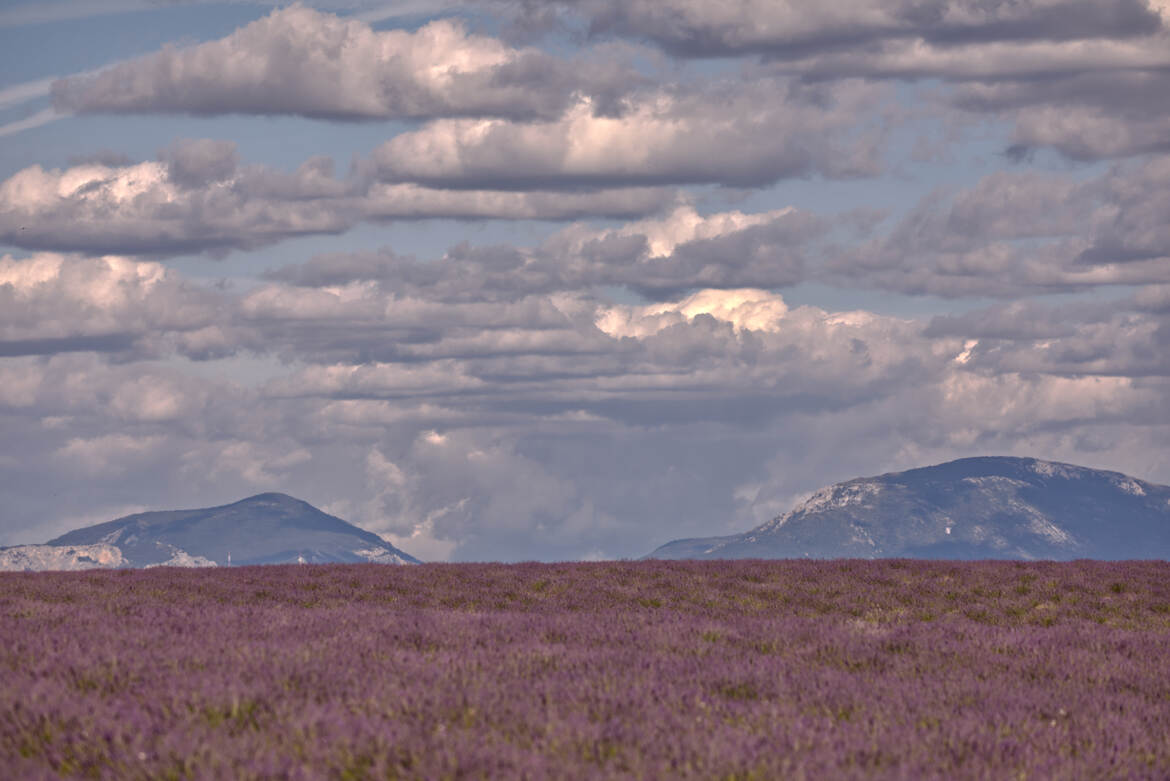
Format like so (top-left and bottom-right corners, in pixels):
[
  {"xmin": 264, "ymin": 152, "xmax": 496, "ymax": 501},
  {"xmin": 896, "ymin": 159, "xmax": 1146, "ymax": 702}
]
[{"xmin": 2, "ymin": 560, "xmax": 1169, "ymax": 778}]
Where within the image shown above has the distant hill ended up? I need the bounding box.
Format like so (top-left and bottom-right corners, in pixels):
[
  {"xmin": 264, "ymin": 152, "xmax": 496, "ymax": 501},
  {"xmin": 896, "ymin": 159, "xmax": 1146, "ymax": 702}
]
[
  {"xmin": 647, "ymin": 457, "xmax": 1170, "ymax": 560},
  {"xmin": 1, "ymin": 493, "xmax": 420, "ymax": 571}
]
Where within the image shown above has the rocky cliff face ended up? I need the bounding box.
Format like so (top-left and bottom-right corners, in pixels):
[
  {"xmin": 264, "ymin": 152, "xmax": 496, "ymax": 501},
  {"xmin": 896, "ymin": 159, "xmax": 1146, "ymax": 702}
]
[{"xmin": 0, "ymin": 543, "xmax": 125, "ymax": 572}]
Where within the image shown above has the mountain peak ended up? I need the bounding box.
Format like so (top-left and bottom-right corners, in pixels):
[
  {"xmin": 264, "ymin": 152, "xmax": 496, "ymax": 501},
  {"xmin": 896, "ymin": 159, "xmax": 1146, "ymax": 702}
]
[
  {"xmin": 36, "ymin": 493, "xmax": 421, "ymax": 569},
  {"xmin": 648, "ymin": 456, "xmax": 1170, "ymax": 561},
  {"xmin": 232, "ymin": 492, "xmax": 306, "ymax": 507}
]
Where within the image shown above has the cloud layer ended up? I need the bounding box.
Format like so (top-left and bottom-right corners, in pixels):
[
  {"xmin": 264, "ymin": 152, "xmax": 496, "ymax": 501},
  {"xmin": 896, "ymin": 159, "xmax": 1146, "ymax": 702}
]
[
  {"xmin": 0, "ymin": 140, "xmax": 682, "ymax": 256},
  {"xmin": 827, "ymin": 156, "xmax": 1170, "ymax": 296},
  {"xmin": 523, "ymin": 0, "xmax": 1165, "ymax": 58},
  {"xmin": 5, "ymin": 238, "xmax": 1168, "ymax": 557},
  {"xmin": 505, "ymin": 0, "xmax": 1170, "ymax": 162}
]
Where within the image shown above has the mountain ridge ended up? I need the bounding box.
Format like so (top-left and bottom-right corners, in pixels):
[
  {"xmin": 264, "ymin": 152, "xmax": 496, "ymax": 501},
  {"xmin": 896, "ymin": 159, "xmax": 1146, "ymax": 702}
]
[
  {"xmin": 0, "ymin": 492, "xmax": 420, "ymax": 571},
  {"xmin": 647, "ymin": 456, "xmax": 1170, "ymax": 560}
]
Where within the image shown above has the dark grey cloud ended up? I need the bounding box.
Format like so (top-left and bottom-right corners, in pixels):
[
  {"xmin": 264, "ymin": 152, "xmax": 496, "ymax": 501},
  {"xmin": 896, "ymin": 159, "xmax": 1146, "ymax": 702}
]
[
  {"xmin": 959, "ymin": 67, "xmax": 1170, "ymax": 161},
  {"xmin": 924, "ymin": 300, "xmax": 1083, "ymax": 342},
  {"xmin": 497, "ymin": 0, "xmax": 1170, "ymax": 162},
  {"xmin": 160, "ymin": 138, "xmax": 240, "ymax": 189},
  {"xmin": 0, "ymin": 333, "xmax": 140, "ymax": 358},
  {"xmin": 51, "ymin": 6, "xmax": 623, "ymax": 122},
  {"xmin": 268, "ymin": 205, "xmax": 823, "ymax": 301},
  {"xmin": 545, "ymin": 206, "xmax": 825, "ymax": 297},
  {"xmin": 726, "ymin": 14, "xmax": 1170, "ymax": 162},
  {"xmin": 742, "ymin": 24, "xmax": 1170, "ymax": 163},
  {"xmin": 1134, "ymin": 284, "xmax": 1170, "ymax": 313},
  {"xmin": 968, "ymin": 311, "xmax": 1170, "ymax": 379},
  {"xmin": 1074, "ymin": 155, "xmax": 1170, "ymax": 264},
  {"xmin": 825, "ymin": 156, "xmax": 1170, "ymax": 297},
  {"xmin": 917, "ymin": 285, "xmax": 1170, "ymax": 382},
  {"xmin": 504, "ymin": 0, "xmax": 1164, "ymax": 58}
]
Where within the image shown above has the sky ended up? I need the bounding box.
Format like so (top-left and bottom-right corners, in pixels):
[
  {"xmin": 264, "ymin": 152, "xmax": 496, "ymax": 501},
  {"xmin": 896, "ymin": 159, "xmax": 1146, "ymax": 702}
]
[{"xmin": 2, "ymin": 0, "xmax": 1169, "ymax": 562}]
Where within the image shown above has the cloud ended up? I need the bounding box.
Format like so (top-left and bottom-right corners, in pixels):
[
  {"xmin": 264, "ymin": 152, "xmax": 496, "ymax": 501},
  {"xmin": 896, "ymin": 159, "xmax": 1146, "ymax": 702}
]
[
  {"xmin": 55, "ymin": 432, "xmax": 168, "ymax": 477},
  {"xmin": 594, "ymin": 288, "xmax": 792, "ymax": 337},
  {"xmin": 268, "ymin": 203, "xmax": 822, "ymax": 301},
  {"xmin": 0, "ymin": 1, "xmax": 471, "ymax": 29},
  {"xmin": 2, "ymin": 242, "xmax": 937, "ymax": 430},
  {"xmin": 240, "ymin": 279, "xmax": 948, "ymax": 427},
  {"xmin": 264, "ymin": 154, "xmax": 1170, "ymax": 310},
  {"xmin": 369, "ymin": 77, "xmax": 888, "ymax": 189},
  {"xmin": 4, "ymin": 239, "xmax": 1170, "ymax": 558},
  {"xmin": 924, "ymin": 300, "xmax": 1081, "ymax": 342},
  {"xmin": 756, "ymin": 29, "xmax": 1170, "ymax": 161},
  {"xmin": 762, "ymin": 36, "xmax": 1170, "ymax": 82},
  {"xmin": 957, "ymin": 66, "xmax": 1170, "ymax": 160},
  {"xmin": 260, "ymin": 159, "xmax": 1168, "ymax": 309},
  {"xmin": 550, "ymin": 202, "xmax": 802, "ymax": 256},
  {"xmin": 0, "ymin": 108, "xmax": 67, "ymax": 138},
  {"xmin": 509, "ymin": 0, "xmax": 1165, "ymax": 58},
  {"xmin": 1134, "ymin": 284, "xmax": 1170, "ymax": 312},
  {"xmin": 499, "ymin": 0, "xmax": 1170, "ymax": 162},
  {"xmin": 51, "ymin": 5, "xmax": 607, "ymax": 122},
  {"xmin": 824, "ymin": 156, "xmax": 1170, "ymax": 297},
  {"xmin": 715, "ymin": 13, "xmax": 1170, "ymax": 162},
  {"xmin": 362, "ymin": 182, "xmax": 678, "ymax": 220},
  {"xmin": 6, "ymin": 142, "xmax": 1160, "ymax": 306},
  {"xmin": 0, "ymin": 1, "xmax": 164, "ymax": 28},
  {"xmin": 360, "ymin": 430, "xmax": 593, "ymax": 560},
  {"xmin": 0, "ymin": 142, "xmax": 353, "ymax": 256},
  {"xmin": 548, "ymin": 205, "xmax": 822, "ymax": 296},
  {"xmin": 926, "ymin": 297, "xmax": 1170, "ymax": 379},
  {"xmin": 0, "ymin": 140, "xmax": 681, "ymax": 256},
  {"xmin": 0, "ymin": 252, "xmax": 232, "ymax": 359},
  {"xmin": 159, "ymin": 138, "xmax": 240, "ymax": 189},
  {"xmin": 0, "ymin": 76, "xmax": 56, "ymax": 110}
]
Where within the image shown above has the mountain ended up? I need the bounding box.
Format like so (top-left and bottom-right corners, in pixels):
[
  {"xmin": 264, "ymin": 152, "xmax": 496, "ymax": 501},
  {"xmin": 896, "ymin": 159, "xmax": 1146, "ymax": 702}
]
[
  {"xmin": 1, "ymin": 493, "xmax": 420, "ymax": 571},
  {"xmin": 647, "ymin": 457, "xmax": 1170, "ymax": 560}
]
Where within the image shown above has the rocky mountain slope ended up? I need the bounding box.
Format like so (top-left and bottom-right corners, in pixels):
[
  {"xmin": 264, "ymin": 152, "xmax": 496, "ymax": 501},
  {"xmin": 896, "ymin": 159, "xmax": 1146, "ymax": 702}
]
[
  {"xmin": 2, "ymin": 493, "xmax": 419, "ymax": 570},
  {"xmin": 0, "ymin": 543, "xmax": 125, "ymax": 572},
  {"xmin": 647, "ymin": 457, "xmax": 1170, "ymax": 560}
]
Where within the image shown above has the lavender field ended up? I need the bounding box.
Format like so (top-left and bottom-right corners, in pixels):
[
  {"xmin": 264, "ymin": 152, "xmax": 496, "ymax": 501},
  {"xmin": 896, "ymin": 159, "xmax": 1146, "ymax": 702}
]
[{"xmin": 3, "ymin": 560, "xmax": 1170, "ymax": 779}]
